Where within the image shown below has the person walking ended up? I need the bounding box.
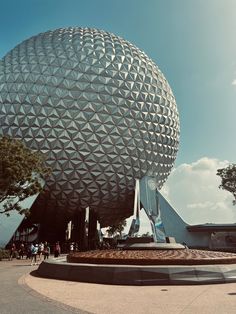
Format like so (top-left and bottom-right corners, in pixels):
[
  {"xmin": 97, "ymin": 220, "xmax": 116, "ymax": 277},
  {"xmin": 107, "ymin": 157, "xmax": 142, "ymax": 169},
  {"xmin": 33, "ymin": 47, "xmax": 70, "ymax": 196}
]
[
  {"xmin": 26, "ymin": 243, "xmax": 32, "ymax": 259},
  {"xmin": 30, "ymin": 243, "xmax": 38, "ymax": 265},
  {"xmin": 54, "ymin": 242, "xmax": 61, "ymax": 258},
  {"xmin": 43, "ymin": 242, "xmax": 50, "ymax": 260},
  {"xmin": 38, "ymin": 242, "xmax": 44, "ymax": 261},
  {"xmin": 19, "ymin": 242, "xmax": 25, "ymax": 259},
  {"xmin": 9, "ymin": 243, "xmax": 16, "ymax": 261},
  {"xmin": 69, "ymin": 242, "xmax": 74, "ymax": 253}
]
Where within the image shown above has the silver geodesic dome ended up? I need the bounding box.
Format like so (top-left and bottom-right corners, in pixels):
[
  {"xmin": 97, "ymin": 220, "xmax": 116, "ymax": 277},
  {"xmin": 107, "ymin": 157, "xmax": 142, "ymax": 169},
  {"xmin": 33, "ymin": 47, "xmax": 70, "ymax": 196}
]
[{"xmin": 0, "ymin": 27, "xmax": 179, "ymax": 226}]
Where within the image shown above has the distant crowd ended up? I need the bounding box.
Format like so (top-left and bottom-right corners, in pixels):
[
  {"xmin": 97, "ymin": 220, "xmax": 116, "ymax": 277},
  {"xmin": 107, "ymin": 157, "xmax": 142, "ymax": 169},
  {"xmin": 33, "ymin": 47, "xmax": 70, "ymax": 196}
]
[
  {"xmin": 8, "ymin": 241, "xmax": 61, "ymax": 265},
  {"xmin": 6, "ymin": 238, "xmax": 118, "ymax": 265}
]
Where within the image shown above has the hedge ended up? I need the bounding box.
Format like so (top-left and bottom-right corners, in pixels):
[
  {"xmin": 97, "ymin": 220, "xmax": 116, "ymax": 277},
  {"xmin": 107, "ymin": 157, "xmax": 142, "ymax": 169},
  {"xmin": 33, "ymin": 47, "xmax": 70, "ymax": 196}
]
[{"xmin": 0, "ymin": 249, "xmax": 10, "ymax": 260}]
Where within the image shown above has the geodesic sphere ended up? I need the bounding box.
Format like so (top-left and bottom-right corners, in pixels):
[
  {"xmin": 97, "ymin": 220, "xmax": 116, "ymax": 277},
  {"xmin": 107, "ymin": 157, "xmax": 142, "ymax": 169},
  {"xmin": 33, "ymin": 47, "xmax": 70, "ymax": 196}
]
[{"xmin": 0, "ymin": 27, "xmax": 180, "ymax": 226}]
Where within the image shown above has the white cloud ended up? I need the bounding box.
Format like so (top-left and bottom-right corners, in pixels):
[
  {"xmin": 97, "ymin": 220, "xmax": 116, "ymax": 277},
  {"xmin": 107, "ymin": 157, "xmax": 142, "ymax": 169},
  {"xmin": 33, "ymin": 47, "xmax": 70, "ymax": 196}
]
[
  {"xmin": 232, "ymin": 79, "xmax": 236, "ymax": 85},
  {"xmin": 161, "ymin": 157, "xmax": 236, "ymax": 224}
]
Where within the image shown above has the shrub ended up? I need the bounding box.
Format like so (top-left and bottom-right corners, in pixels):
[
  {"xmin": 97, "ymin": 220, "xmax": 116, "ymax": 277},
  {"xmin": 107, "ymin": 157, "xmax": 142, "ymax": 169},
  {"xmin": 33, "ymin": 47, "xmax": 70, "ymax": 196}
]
[{"xmin": 0, "ymin": 248, "xmax": 10, "ymax": 260}]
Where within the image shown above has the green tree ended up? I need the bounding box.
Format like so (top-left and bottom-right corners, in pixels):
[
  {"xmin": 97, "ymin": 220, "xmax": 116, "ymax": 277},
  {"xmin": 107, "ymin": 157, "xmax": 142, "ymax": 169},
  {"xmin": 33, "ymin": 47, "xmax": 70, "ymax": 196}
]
[
  {"xmin": 217, "ymin": 164, "xmax": 236, "ymax": 205},
  {"xmin": 0, "ymin": 136, "xmax": 50, "ymax": 216},
  {"xmin": 107, "ymin": 220, "xmax": 127, "ymax": 237}
]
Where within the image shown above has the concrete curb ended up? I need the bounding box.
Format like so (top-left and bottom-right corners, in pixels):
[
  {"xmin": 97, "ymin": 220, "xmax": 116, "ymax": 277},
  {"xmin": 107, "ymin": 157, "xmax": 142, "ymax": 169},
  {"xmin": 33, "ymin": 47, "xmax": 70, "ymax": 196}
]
[{"xmin": 37, "ymin": 257, "xmax": 236, "ymax": 285}]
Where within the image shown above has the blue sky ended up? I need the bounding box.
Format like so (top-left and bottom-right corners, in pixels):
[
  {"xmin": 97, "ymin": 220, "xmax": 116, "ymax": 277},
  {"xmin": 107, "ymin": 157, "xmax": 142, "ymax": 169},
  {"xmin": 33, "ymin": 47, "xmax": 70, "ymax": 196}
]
[{"xmin": 1, "ymin": 0, "xmax": 236, "ymax": 222}]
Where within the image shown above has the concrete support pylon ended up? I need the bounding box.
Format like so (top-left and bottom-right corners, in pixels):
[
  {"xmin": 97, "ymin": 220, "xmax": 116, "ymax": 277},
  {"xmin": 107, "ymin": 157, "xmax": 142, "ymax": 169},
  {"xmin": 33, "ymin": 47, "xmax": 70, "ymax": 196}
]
[
  {"xmin": 77, "ymin": 208, "xmax": 87, "ymax": 251},
  {"xmin": 88, "ymin": 209, "xmax": 98, "ymax": 250}
]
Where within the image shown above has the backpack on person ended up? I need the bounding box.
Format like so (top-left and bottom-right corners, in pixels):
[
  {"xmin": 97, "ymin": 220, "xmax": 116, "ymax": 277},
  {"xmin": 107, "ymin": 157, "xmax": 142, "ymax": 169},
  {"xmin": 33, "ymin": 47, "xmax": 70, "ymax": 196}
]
[{"xmin": 31, "ymin": 245, "xmax": 38, "ymax": 255}]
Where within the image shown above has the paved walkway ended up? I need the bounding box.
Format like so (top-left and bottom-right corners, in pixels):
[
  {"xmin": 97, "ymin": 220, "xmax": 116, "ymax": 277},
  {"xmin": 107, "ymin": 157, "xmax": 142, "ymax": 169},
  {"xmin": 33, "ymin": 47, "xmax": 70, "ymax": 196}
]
[
  {"xmin": 0, "ymin": 258, "xmax": 88, "ymax": 314},
  {"xmin": 1, "ymin": 258, "xmax": 236, "ymax": 313}
]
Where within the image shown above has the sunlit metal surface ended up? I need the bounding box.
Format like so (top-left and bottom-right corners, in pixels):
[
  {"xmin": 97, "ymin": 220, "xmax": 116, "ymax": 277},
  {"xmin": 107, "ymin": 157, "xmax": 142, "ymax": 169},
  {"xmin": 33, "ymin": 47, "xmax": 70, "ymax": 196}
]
[{"xmin": 0, "ymin": 27, "xmax": 179, "ymax": 226}]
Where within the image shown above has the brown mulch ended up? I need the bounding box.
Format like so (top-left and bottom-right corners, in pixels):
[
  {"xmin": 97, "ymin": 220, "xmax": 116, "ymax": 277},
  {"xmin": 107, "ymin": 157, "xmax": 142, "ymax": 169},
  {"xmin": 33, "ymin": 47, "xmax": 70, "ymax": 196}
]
[{"xmin": 67, "ymin": 249, "xmax": 236, "ymax": 265}]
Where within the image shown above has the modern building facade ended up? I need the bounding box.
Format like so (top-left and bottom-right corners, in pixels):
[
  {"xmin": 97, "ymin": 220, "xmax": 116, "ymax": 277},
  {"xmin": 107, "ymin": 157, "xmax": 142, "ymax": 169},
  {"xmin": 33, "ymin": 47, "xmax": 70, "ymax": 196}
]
[{"xmin": 0, "ymin": 27, "xmax": 180, "ymax": 239}]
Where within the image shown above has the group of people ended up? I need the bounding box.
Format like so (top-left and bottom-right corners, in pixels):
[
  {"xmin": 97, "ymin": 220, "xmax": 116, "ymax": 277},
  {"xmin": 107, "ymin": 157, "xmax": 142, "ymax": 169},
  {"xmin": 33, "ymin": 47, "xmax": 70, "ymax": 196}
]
[
  {"xmin": 29, "ymin": 242, "xmax": 51, "ymax": 265},
  {"xmin": 9, "ymin": 242, "xmax": 31, "ymax": 260},
  {"xmin": 8, "ymin": 240, "xmax": 113, "ymax": 264},
  {"xmin": 9, "ymin": 241, "xmax": 61, "ymax": 265}
]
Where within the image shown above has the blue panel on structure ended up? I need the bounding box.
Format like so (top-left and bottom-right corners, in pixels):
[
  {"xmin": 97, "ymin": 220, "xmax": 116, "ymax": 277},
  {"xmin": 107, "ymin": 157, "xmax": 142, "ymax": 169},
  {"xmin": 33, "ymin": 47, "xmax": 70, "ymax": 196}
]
[
  {"xmin": 0, "ymin": 193, "xmax": 40, "ymax": 248},
  {"xmin": 158, "ymin": 191, "xmax": 211, "ymax": 248}
]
